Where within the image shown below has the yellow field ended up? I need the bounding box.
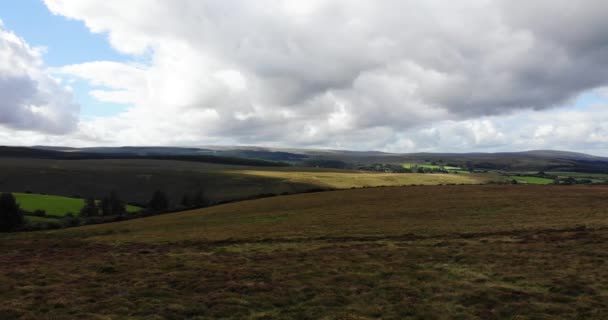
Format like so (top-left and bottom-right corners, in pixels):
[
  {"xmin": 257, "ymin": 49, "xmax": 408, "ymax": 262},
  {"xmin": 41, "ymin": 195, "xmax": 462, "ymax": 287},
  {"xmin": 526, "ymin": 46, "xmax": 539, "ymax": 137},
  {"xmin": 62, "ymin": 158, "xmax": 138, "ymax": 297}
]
[{"xmin": 226, "ymin": 170, "xmax": 486, "ymax": 189}]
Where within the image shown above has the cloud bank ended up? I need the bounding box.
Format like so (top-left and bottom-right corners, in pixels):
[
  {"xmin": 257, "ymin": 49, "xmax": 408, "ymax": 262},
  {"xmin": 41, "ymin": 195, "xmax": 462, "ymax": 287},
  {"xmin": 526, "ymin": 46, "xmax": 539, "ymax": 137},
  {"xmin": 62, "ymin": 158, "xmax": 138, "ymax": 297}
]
[
  {"xmin": 0, "ymin": 21, "xmax": 79, "ymax": 134},
  {"xmin": 7, "ymin": 1, "xmax": 607, "ymax": 153}
]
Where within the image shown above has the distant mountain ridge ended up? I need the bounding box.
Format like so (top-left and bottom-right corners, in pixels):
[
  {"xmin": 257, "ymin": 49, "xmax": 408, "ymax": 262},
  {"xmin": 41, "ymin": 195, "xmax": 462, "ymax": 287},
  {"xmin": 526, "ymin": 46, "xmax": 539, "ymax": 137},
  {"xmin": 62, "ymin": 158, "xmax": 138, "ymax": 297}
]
[
  {"xmin": 515, "ymin": 150, "xmax": 606, "ymax": 160},
  {"xmin": 2, "ymin": 145, "xmax": 606, "ymax": 172},
  {"xmin": 30, "ymin": 145, "xmax": 607, "ymax": 160},
  {"xmin": 21, "ymin": 145, "xmax": 608, "ymax": 162}
]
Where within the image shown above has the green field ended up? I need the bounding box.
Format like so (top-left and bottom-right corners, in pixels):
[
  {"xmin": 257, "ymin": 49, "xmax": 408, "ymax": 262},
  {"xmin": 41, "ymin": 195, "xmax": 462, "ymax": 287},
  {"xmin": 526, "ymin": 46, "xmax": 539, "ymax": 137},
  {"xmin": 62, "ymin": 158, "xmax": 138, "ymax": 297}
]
[
  {"xmin": 13, "ymin": 193, "xmax": 141, "ymax": 217},
  {"xmin": 507, "ymin": 176, "xmax": 554, "ymax": 184},
  {"xmin": 2, "ymin": 185, "xmax": 607, "ymax": 319}
]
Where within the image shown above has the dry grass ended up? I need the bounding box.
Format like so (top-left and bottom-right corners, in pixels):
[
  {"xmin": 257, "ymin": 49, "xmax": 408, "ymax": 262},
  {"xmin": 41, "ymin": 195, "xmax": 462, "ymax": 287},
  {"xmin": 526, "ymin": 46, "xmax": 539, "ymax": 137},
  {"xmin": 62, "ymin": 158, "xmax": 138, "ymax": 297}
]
[
  {"xmin": 1, "ymin": 185, "xmax": 608, "ymax": 319},
  {"xmin": 226, "ymin": 170, "xmax": 486, "ymax": 189}
]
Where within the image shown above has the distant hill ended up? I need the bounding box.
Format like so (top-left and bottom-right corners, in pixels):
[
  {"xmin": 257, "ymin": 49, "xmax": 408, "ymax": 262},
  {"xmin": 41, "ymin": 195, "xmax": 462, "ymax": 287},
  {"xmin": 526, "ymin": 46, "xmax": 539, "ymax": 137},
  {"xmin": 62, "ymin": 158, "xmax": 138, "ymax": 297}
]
[
  {"xmin": 0, "ymin": 146, "xmax": 69, "ymax": 158},
  {"xmin": 516, "ymin": 150, "xmax": 606, "ymax": 160},
  {"xmin": 34, "ymin": 146, "xmax": 309, "ymax": 162},
  {"xmin": 34, "ymin": 146, "xmax": 212, "ymax": 156},
  {"xmin": 1, "ymin": 146, "xmax": 289, "ymax": 167},
  {"xmin": 11, "ymin": 145, "xmax": 608, "ymax": 173}
]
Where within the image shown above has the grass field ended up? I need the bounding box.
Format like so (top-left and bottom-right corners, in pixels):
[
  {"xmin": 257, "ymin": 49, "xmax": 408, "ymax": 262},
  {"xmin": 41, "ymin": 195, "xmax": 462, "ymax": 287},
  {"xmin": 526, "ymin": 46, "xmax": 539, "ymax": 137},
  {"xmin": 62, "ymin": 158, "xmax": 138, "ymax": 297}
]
[
  {"xmin": 12, "ymin": 193, "xmax": 141, "ymax": 217},
  {"xmin": 506, "ymin": 176, "xmax": 554, "ymax": 185},
  {"xmin": 1, "ymin": 185, "xmax": 607, "ymax": 319},
  {"xmin": 228, "ymin": 170, "xmax": 485, "ymax": 189}
]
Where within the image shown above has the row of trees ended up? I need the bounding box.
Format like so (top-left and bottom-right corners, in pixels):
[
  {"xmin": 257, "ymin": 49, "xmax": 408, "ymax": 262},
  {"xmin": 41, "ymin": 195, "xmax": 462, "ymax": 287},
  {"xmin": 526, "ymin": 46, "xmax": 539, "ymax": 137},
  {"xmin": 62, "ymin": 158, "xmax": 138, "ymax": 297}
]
[
  {"xmin": 147, "ymin": 190, "xmax": 209, "ymax": 211},
  {"xmin": 181, "ymin": 190, "xmax": 208, "ymax": 208},
  {"xmin": 1, "ymin": 189, "xmax": 210, "ymax": 232},
  {"xmin": 80, "ymin": 191, "xmax": 127, "ymax": 217},
  {"xmin": 81, "ymin": 189, "xmax": 209, "ymax": 217}
]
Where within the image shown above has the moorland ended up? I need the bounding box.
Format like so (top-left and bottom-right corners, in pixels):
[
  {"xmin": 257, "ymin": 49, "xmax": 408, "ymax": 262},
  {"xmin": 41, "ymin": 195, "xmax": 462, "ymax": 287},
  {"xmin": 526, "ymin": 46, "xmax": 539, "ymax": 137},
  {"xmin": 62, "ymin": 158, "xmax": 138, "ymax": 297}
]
[
  {"xmin": 1, "ymin": 185, "xmax": 607, "ymax": 319},
  {"xmin": 1, "ymin": 146, "xmax": 608, "ymax": 319}
]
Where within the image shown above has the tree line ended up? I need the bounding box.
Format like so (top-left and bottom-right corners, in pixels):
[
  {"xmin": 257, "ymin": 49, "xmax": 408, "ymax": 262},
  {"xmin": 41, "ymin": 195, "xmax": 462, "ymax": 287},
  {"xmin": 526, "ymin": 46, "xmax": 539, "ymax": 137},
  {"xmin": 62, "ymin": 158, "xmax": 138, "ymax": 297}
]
[{"xmin": 0, "ymin": 189, "xmax": 209, "ymax": 232}]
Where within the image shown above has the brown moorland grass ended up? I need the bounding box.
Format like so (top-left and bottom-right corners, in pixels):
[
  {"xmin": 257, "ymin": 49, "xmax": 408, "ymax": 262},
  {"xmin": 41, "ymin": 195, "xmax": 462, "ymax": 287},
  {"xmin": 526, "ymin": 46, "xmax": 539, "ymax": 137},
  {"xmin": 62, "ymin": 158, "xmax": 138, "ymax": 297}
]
[
  {"xmin": 58, "ymin": 184, "xmax": 608, "ymax": 243},
  {"xmin": 225, "ymin": 170, "xmax": 486, "ymax": 189},
  {"xmin": 1, "ymin": 185, "xmax": 607, "ymax": 319}
]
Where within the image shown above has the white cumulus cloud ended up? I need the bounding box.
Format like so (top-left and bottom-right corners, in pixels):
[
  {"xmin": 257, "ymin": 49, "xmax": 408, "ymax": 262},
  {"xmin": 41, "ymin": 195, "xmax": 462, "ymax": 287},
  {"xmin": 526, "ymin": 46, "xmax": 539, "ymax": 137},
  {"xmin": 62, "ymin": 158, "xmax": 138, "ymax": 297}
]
[
  {"xmin": 20, "ymin": 0, "xmax": 608, "ymax": 154},
  {"xmin": 0, "ymin": 21, "xmax": 79, "ymax": 134}
]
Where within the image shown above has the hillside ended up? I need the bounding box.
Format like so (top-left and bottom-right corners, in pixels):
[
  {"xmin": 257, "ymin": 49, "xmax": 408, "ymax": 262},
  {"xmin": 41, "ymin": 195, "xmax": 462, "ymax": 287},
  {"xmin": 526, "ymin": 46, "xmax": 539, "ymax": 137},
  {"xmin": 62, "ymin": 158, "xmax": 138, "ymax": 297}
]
[
  {"xmin": 62, "ymin": 185, "xmax": 608, "ymax": 243},
  {"xmin": 0, "ymin": 157, "xmax": 488, "ymax": 206},
  {"xmin": 2, "ymin": 185, "xmax": 607, "ymax": 319},
  {"xmin": 0, "ymin": 146, "xmax": 289, "ymax": 167}
]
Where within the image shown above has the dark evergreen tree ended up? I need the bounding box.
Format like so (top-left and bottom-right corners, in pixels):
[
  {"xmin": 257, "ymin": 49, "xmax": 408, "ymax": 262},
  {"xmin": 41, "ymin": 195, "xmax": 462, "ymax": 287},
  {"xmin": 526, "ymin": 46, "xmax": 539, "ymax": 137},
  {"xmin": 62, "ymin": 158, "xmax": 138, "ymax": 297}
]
[
  {"xmin": 100, "ymin": 196, "xmax": 111, "ymax": 216},
  {"xmin": 180, "ymin": 193, "xmax": 192, "ymax": 208},
  {"xmin": 111, "ymin": 191, "xmax": 126, "ymax": 216},
  {"xmin": 0, "ymin": 193, "xmax": 24, "ymax": 232},
  {"xmin": 80, "ymin": 196, "xmax": 99, "ymax": 217},
  {"xmin": 148, "ymin": 190, "xmax": 169, "ymax": 211},
  {"xmin": 100, "ymin": 191, "xmax": 126, "ymax": 216},
  {"xmin": 193, "ymin": 190, "xmax": 208, "ymax": 207}
]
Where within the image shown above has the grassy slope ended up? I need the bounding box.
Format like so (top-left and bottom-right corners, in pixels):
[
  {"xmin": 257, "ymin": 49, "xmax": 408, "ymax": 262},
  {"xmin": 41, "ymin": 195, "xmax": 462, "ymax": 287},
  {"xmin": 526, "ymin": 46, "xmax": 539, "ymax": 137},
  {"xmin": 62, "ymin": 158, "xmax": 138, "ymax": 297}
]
[
  {"xmin": 2, "ymin": 185, "xmax": 607, "ymax": 319},
  {"xmin": 63, "ymin": 185, "xmax": 608, "ymax": 243},
  {"xmin": 13, "ymin": 193, "xmax": 141, "ymax": 216}
]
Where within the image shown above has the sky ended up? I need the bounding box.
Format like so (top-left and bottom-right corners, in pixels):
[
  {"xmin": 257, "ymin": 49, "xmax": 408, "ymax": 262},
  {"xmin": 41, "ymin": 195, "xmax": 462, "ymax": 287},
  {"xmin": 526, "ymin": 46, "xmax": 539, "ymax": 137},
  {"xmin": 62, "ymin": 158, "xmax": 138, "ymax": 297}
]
[{"xmin": 0, "ymin": 1, "xmax": 607, "ymax": 155}]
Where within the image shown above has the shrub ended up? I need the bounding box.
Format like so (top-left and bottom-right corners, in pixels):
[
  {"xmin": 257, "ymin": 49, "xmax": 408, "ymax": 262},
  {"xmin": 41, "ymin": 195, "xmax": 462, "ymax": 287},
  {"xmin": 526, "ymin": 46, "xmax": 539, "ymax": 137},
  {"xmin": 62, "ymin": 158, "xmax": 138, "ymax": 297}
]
[
  {"xmin": 32, "ymin": 209, "xmax": 47, "ymax": 217},
  {"xmin": 62, "ymin": 215, "xmax": 81, "ymax": 228}
]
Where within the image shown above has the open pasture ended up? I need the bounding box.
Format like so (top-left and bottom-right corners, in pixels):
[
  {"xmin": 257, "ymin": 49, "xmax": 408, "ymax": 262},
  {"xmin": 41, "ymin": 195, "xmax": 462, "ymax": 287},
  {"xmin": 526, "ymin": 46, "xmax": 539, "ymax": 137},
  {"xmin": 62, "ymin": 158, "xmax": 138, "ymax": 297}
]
[
  {"xmin": 14, "ymin": 193, "xmax": 87, "ymax": 216},
  {"xmin": 12, "ymin": 193, "xmax": 141, "ymax": 217}
]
